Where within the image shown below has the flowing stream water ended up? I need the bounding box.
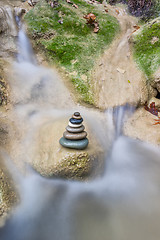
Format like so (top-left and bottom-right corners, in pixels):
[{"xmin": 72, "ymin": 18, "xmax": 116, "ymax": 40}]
[{"xmin": 1, "ymin": 12, "xmax": 160, "ymax": 240}]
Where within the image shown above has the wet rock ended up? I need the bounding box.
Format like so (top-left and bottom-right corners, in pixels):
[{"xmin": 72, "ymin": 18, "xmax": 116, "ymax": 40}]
[
  {"xmin": 60, "ymin": 137, "xmax": 89, "ymax": 149},
  {"xmin": 0, "ymin": 162, "xmax": 18, "ymax": 224},
  {"xmin": 0, "ymin": 6, "xmax": 17, "ymax": 37},
  {"xmin": 0, "ymin": 5, "xmax": 18, "ymax": 59},
  {"xmin": 63, "ymin": 131, "xmax": 87, "ymax": 140},
  {"xmin": 14, "ymin": 7, "xmax": 26, "ymax": 18},
  {"xmin": 29, "ymin": 118, "xmax": 104, "ymax": 180},
  {"xmin": 124, "ymin": 108, "xmax": 160, "ymax": 146},
  {"xmin": 0, "ymin": 9, "xmax": 7, "ymax": 34},
  {"xmin": 66, "ymin": 125, "xmax": 85, "ymax": 133},
  {"xmin": 0, "ymin": 2, "xmax": 30, "ymax": 59}
]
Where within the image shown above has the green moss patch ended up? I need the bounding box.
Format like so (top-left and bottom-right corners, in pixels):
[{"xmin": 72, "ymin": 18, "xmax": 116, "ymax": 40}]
[
  {"xmin": 25, "ymin": 0, "xmax": 119, "ymax": 104},
  {"xmin": 133, "ymin": 19, "xmax": 160, "ymax": 77}
]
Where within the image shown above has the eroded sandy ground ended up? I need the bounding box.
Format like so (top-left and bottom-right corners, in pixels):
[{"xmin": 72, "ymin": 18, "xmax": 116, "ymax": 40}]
[{"xmin": 92, "ymin": 4, "xmax": 148, "ymax": 108}]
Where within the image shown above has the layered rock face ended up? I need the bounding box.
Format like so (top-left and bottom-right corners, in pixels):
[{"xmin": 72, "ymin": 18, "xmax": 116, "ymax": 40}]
[
  {"xmin": 153, "ymin": 68, "xmax": 160, "ymax": 95},
  {"xmin": 0, "ymin": 5, "xmax": 17, "ymax": 57},
  {"xmin": 0, "ymin": 162, "xmax": 18, "ymax": 226},
  {"xmin": 60, "ymin": 112, "xmax": 89, "ymax": 150},
  {"xmin": 0, "ymin": 2, "xmax": 27, "ymax": 59}
]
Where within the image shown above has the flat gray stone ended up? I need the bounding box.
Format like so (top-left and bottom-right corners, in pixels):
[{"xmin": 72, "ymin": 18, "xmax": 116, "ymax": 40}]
[
  {"xmin": 63, "ymin": 131, "xmax": 87, "ymax": 140},
  {"xmin": 59, "ymin": 137, "xmax": 89, "ymax": 150},
  {"xmin": 66, "ymin": 125, "xmax": 85, "ymax": 133}
]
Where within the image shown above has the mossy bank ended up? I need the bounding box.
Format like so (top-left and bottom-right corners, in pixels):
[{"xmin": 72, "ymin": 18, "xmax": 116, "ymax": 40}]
[
  {"xmin": 133, "ymin": 17, "xmax": 160, "ymax": 79},
  {"xmin": 24, "ymin": 0, "xmax": 119, "ymax": 104}
]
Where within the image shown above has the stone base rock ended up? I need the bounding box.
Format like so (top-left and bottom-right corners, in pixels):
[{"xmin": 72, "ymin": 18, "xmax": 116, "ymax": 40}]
[{"xmin": 28, "ymin": 118, "xmax": 105, "ymax": 180}]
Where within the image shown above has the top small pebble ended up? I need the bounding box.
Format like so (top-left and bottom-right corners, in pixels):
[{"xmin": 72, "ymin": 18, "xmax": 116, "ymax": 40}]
[{"xmin": 74, "ymin": 112, "xmax": 80, "ymax": 116}]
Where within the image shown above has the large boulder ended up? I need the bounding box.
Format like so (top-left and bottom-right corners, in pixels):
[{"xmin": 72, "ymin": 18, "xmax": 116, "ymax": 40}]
[{"xmin": 27, "ymin": 118, "xmax": 105, "ymax": 180}]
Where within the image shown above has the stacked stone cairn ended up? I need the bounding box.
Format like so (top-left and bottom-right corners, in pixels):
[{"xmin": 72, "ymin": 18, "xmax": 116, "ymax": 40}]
[{"xmin": 59, "ymin": 112, "xmax": 89, "ymax": 150}]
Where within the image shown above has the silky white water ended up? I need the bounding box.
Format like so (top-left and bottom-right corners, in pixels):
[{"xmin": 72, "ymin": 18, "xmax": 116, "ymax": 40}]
[{"xmin": 1, "ymin": 18, "xmax": 160, "ymax": 240}]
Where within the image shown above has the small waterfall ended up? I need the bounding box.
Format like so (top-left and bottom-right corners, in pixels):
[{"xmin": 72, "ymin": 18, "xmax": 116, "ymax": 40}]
[
  {"xmin": 17, "ymin": 27, "xmax": 37, "ymax": 64},
  {"xmin": 106, "ymin": 103, "xmax": 135, "ymax": 138},
  {"xmin": 113, "ymin": 104, "xmax": 135, "ymax": 137},
  {"xmin": 9, "ymin": 24, "xmax": 74, "ymax": 107},
  {"xmin": 14, "ymin": 12, "xmax": 36, "ymax": 64}
]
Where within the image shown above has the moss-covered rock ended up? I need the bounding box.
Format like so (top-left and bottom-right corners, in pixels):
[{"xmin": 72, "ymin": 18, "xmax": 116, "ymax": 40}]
[
  {"xmin": 28, "ymin": 118, "xmax": 105, "ymax": 180},
  {"xmin": 33, "ymin": 151, "xmax": 104, "ymax": 180}
]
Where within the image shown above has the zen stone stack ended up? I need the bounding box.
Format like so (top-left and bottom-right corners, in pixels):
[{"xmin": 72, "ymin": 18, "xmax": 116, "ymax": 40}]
[{"xmin": 59, "ymin": 112, "xmax": 89, "ymax": 150}]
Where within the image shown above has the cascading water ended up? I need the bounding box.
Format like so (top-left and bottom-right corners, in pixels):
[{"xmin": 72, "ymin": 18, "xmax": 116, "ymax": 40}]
[
  {"xmin": 16, "ymin": 15, "xmax": 36, "ymax": 64},
  {"xmin": 17, "ymin": 27, "xmax": 36, "ymax": 64},
  {"xmin": 1, "ymin": 12, "xmax": 160, "ymax": 240}
]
